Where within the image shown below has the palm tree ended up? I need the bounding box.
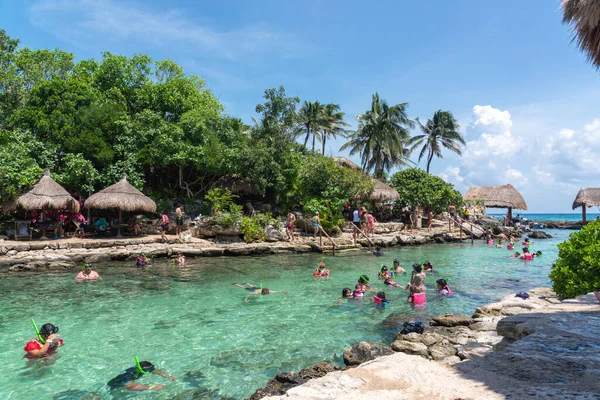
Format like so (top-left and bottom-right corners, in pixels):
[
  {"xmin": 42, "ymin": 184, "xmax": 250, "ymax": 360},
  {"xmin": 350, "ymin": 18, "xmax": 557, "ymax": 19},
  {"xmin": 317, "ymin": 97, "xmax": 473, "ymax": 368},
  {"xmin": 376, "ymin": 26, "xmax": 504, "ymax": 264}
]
[
  {"xmin": 410, "ymin": 110, "xmax": 465, "ymax": 174},
  {"xmin": 562, "ymin": 0, "xmax": 600, "ymax": 69},
  {"xmin": 320, "ymin": 103, "xmax": 348, "ymax": 155},
  {"xmin": 340, "ymin": 93, "xmax": 414, "ymax": 178},
  {"xmin": 296, "ymin": 100, "xmax": 325, "ymax": 152}
]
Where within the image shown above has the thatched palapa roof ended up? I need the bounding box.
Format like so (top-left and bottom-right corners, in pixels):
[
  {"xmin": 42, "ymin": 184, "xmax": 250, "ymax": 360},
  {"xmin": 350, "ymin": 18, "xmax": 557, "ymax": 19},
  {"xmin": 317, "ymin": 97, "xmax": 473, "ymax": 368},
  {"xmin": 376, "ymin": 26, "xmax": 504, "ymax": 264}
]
[
  {"xmin": 85, "ymin": 174, "xmax": 156, "ymax": 213},
  {"xmin": 370, "ymin": 179, "xmax": 400, "ymax": 201},
  {"xmin": 8, "ymin": 169, "xmax": 80, "ymax": 212},
  {"xmin": 333, "ymin": 156, "xmax": 361, "ymax": 170},
  {"xmin": 572, "ymin": 188, "xmax": 600, "ymax": 209},
  {"xmin": 562, "ymin": 0, "xmax": 600, "ymax": 69},
  {"xmin": 464, "ymin": 184, "xmax": 527, "ymax": 210}
]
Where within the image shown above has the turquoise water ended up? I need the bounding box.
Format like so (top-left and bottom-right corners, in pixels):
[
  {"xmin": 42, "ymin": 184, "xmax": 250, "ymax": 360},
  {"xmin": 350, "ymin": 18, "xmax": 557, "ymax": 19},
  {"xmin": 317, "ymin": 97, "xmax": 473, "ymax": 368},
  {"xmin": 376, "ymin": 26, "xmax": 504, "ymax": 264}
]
[
  {"xmin": 0, "ymin": 229, "xmax": 572, "ymax": 399},
  {"xmin": 489, "ymin": 213, "xmax": 599, "ymax": 222}
]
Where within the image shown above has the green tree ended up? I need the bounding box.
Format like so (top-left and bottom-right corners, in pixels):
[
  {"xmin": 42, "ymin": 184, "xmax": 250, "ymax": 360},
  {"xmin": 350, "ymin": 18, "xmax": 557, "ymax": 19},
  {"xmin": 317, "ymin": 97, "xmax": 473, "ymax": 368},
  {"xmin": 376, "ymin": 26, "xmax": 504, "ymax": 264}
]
[
  {"xmin": 410, "ymin": 110, "xmax": 465, "ymax": 173},
  {"xmin": 320, "ymin": 103, "xmax": 348, "ymax": 156},
  {"xmin": 0, "ymin": 130, "xmax": 42, "ymax": 206},
  {"xmin": 296, "ymin": 100, "xmax": 325, "ymax": 152},
  {"xmin": 389, "ymin": 168, "xmax": 463, "ymax": 213},
  {"xmin": 341, "ymin": 93, "xmax": 414, "ymax": 179},
  {"xmin": 253, "ymin": 86, "xmax": 299, "ymax": 144},
  {"xmin": 550, "ymin": 220, "xmax": 600, "ymax": 298}
]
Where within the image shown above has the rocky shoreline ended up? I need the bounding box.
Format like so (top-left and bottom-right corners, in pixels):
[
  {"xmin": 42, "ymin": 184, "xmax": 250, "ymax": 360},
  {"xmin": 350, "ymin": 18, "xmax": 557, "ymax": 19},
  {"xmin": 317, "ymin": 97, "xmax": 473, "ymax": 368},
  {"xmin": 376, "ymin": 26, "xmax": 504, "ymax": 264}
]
[{"xmin": 249, "ymin": 288, "xmax": 600, "ymax": 399}]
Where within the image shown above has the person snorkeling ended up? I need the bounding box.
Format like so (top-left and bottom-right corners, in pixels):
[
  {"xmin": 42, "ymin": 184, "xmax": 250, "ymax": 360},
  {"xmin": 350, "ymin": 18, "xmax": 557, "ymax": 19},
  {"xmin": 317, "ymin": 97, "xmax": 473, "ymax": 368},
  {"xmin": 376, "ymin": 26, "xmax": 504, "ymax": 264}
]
[
  {"xmin": 357, "ymin": 274, "xmax": 371, "ymax": 291},
  {"xmin": 106, "ymin": 359, "xmax": 175, "ymax": 391},
  {"xmin": 176, "ymin": 252, "xmax": 186, "ymax": 265},
  {"xmin": 533, "ymin": 250, "xmax": 542, "ymax": 258},
  {"xmin": 313, "ymin": 261, "xmax": 329, "ymax": 277},
  {"xmin": 384, "ymin": 278, "xmax": 404, "ymax": 288},
  {"xmin": 235, "ymin": 283, "xmax": 288, "ymax": 302},
  {"xmin": 378, "ymin": 265, "xmax": 392, "ymax": 280},
  {"xmin": 136, "ymin": 253, "xmax": 149, "ymax": 268},
  {"xmin": 423, "ymin": 261, "xmax": 434, "ymax": 272},
  {"xmin": 24, "ymin": 323, "xmax": 63, "ymax": 358},
  {"xmin": 75, "ymin": 263, "xmax": 101, "ymax": 280},
  {"xmin": 436, "ymin": 278, "xmax": 454, "ymax": 295}
]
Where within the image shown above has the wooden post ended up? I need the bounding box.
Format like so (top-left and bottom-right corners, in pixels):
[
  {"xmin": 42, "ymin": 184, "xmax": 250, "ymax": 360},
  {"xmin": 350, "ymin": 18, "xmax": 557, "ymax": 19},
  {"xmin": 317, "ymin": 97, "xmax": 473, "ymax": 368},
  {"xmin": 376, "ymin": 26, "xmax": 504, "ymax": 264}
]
[
  {"xmin": 117, "ymin": 209, "xmax": 123, "ymax": 238},
  {"xmin": 582, "ymin": 204, "xmax": 587, "ymax": 223}
]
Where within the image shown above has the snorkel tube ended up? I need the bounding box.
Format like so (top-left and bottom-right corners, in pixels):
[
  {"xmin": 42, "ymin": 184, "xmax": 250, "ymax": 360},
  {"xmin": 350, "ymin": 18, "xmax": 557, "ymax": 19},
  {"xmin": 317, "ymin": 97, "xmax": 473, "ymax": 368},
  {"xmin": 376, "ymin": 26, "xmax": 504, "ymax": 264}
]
[
  {"xmin": 134, "ymin": 356, "xmax": 148, "ymax": 375},
  {"xmin": 358, "ymin": 274, "xmax": 370, "ymax": 284},
  {"xmin": 31, "ymin": 318, "xmax": 45, "ymax": 344}
]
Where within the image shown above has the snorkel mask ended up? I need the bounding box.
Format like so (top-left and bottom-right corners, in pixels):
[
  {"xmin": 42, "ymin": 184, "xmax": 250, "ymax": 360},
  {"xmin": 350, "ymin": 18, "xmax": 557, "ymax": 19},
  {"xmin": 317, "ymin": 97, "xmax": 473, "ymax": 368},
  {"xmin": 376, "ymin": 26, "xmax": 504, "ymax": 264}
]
[{"xmin": 134, "ymin": 356, "xmax": 148, "ymax": 375}]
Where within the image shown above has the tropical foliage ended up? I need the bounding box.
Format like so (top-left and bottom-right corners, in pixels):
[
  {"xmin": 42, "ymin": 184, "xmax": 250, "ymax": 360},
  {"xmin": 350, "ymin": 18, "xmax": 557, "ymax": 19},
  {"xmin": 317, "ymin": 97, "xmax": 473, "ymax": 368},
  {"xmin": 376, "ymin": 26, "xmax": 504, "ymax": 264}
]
[
  {"xmin": 550, "ymin": 219, "xmax": 600, "ymax": 298},
  {"xmin": 340, "ymin": 93, "xmax": 414, "ymax": 179},
  {"xmin": 389, "ymin": 168, "xmax": 463, "ymax": 214},
  {"xmin": 410, "ymin": 110, "xmax": 465, "ymax": 173}
]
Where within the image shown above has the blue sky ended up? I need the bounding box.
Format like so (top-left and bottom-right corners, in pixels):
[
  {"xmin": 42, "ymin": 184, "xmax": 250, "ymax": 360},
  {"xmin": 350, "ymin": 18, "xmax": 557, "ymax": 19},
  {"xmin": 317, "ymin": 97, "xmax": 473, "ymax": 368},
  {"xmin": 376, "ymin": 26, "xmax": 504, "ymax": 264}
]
[{"xmin": 2, "ymin": 0, "xmax": 600, "ymax": 213}]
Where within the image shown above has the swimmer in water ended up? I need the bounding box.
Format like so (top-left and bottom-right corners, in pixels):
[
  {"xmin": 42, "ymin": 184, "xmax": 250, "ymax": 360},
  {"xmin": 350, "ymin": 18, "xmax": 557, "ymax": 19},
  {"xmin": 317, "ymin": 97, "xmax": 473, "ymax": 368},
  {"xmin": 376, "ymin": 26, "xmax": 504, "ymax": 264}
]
[
  {"xmin": 75, "ymin": 263, "xmax": 101, "ymax": 280},
  {"xmin": 352, "ymin": 284, "xmax": 365, "ymax": 298},
  {"xmin": 338, "ymin": 288, "xmax": 353, "ymax": 303},
  {"xmin": 518, "ymin": 247, "xmax": 533, "ymax": 260},
  {"xmin": 510, "ymin": 251, "xmax": 521, "ymax": 258},
  {"xmin": 378, "ymin": 265, "xmax": 392, "ymax": 280},
  {"xmin": 24, "ymin": 323, "xmax": 63, "ymax": 358},
  {"xmin": 313, "ymin": 261, "xmax": 329, "ymax": 277},
  {"xmin": 176, "ymin": 252, "xmax": 186, "ymax": 265},
  {"xmin": 384, "ymin": 278, "xmax": 404, "ymax": 288},
  {"xmin": 393, "ymin": 259, "xmax": 406, "ymax": 274},
  {"xmin": 373, "ymin": 291, "xmax": 389, "ymax": 306},
  {"xmin": 136, "ymin": 253, "xmax": 149, "ymax": 268},
  {"xmin": 106, "ymin": 360, "xmax": 175, "ymax": 391},
  {"xmin": 423, "ymin": 261, "xmax": 434, "ymax": 272},
  {"xmin": 373, "ymin": 247, "xmax": 384, "ymax": 257},
  {"xmin": 436, "ymin": 278, "xmax": 454, "ymax": 295},
  {"xmin": 357, "ymin": 275, "xmax": 371, "ymax": 291},
  {"xmin": 235, "ymin": 283, "xmax": 288, "ymax": 302},
  {"xmin": 533, "ymin": 250, "xmax": 542, "ymax": 258}
]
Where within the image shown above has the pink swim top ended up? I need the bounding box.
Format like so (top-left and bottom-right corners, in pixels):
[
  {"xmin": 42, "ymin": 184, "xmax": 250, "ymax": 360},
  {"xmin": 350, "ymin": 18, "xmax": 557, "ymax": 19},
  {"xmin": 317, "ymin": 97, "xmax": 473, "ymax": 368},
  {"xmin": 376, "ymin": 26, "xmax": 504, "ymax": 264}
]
[
  {"xmin": 385, "ymin": 280, "xmax": 401, "ymax": 287},
  {"xmin": 439, "ymin": 285, "xmax": 454, "ymax": 295},
  {"xmin": 524, "ymin": 253, "xmax": 533, "ymax": 260},
  {"xmin": 352, "ymin": 289, "xmax": 365, "ymax": 298},
  {"xmin": 373, "ymin": 295, "xmax": 388, "ymax": 305}
]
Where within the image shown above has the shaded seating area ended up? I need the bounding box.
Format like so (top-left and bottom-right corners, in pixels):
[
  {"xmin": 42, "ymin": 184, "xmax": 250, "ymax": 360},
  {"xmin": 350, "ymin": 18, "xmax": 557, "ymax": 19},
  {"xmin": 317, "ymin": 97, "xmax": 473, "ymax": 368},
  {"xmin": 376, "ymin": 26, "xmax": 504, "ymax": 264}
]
[
  {"xmin": 85, "ymin": 174, "xmax": 157, "ymax": 238},
  {"xmin": 464, "ymin": 184, "xmax": 528, "ymax": 225},
  {"xmin": 572, "ymin": 188, "xmax": 600, "ymax": 223}
]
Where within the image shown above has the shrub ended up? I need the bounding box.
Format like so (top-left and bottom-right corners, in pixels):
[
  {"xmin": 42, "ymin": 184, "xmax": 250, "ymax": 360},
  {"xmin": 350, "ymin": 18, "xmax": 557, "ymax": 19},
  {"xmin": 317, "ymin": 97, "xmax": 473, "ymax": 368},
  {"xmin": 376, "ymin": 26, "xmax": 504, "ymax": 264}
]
[
  {"xmin": 213, "ymin": 204, "xmax": 243, "ymax": 228},
  {"xmin": 549, "ymin": 220, "xmax": 600, "ymax": 298},
  {"xmin": 204, "ymin": 188, "xmax": 238, "ymax": 215},
  {"xmin": 239, "ymin": 212, "xmax": 277, "ymax": 243}
]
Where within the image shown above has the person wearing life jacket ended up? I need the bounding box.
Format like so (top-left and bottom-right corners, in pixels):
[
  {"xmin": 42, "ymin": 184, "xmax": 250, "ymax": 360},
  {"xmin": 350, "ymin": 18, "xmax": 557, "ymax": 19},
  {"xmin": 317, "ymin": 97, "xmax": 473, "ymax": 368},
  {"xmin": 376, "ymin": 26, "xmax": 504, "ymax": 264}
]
[
  {"xmin": 314, "ymin": 261, "xmax": 329, "ymax": 277},
  {"xmin": 378, "ymin": 265, "xmax": 392, "ymax": 280},
  {"xmin": 176, "ymin": 252, "xmax": 186, "ymax": 265},
  {"xmin": 373, "ymin": 291, "xmax": 389, "ymax": 306},
  {"xmin": 519, "ymin": 247, "xmax": 533, "ymax": 260},
  {"xmin": 510, "ymin": 251, "xmax": 521, "ymax": 258},
  {"xmin": 384, "ymin": 278, "xmax": 403, "ymax": 288},
  {"xmin": 352, "ymin": 284, "xmax": 365, "ymax": 298},
  {"xmin": 408, "ymin": 264, "xmax": 426, "ymax": 302},
  {"xmin": 522, "ymin": 237, "xmax": 532, "ymax": 247},
  {"xmin": 136, "ymin": 253, "xmax": 149, "ymax": 268},
  {"xmin": 423, "ymin": 261, "xmax": 434, "ymax": 272},
  {"xmin": 436, "ymin": 279, "xmax": 454, "ymax": 295},
  {"xmin": 357, "ymin": 275, "xmax": 371, "ymax": 291},
  {"xmin": 24, "ymin": 323, "xmax": 63, "ymax": 358},
  {"xmin": 507, "ymin": 242, "xmax": 514, "ymax": 250}
]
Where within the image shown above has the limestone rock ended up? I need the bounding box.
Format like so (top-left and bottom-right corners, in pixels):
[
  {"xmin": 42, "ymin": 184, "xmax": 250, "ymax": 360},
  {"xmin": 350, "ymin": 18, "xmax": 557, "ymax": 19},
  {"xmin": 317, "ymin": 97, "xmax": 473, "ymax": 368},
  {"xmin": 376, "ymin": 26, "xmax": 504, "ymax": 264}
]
[
  {"xmin": 431, "ymin": 313, "xmax": 473, "ymax": 327},
  {"xmin": 390, "ymin": 340, "xmax": 429, "ymax": 356},
  {"xmin": 528, "ymin": 230, "xmax": 552, "ymax": 239},
  {"xmin": 441, "ymin": 355, "xmax": 462, "ymax": 365},
  {"xmin": 86, "ymin": 253, "xmax": 112, "ymax": 263},
  {"xmin": 343, "ymin": 341, "xmax": 394, "ymax": 366},
  {"xmin": 457, "ymin": 342, "xmax": 493, "ymax": 360},
  {"xmin": 7, "ymin": 249, "xmax": 17, "ymax": 256},
  {"xmin": 264, "ymin": 225, "xmax": 285, "ymax": 242},
  {"xmin": 428, "ymin": 344, "xmax": 457, "ymax": 361}
]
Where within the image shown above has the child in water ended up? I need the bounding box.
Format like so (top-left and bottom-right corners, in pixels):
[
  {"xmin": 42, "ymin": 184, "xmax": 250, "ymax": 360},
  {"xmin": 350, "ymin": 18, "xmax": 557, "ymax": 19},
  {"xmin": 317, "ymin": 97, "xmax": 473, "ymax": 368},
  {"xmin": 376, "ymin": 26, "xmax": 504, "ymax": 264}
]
[
  {"xmin": 423, "ymin": 261, "xmax": 434, "ymax": 272},
  {"xmin": 176, "ymin": 252, "xmax": 186, "ymax": 265},
  {"xmin": 313, "ymin": 261, "xmax": 329, "ymax": 277},
  {"xmin": 373, "ymin": 291, "xmax": 389, "ymax": 306},
  {"xmin": 338, "ymin": 288, "xmax": 353, "ymax": 303},
  {"xmin": 373, "ymin": 247, "xmax": 384, "ymax": 257},
  {"xmin": 436, "ymin": 278, "xmax": 454, "ymax": 295},
  {"xmin": 533, "ymin": 250, "xmax": 542, "ymax": 258},
  {"xmin": 384, "ymin": 278, "xmax": 404, "ymax": 288},
  {"xmin": 378, "ymin": 266, "xmax": 392, "ymax": 280},
  {"xmin": 357, "ymin": 275, "xmax": 371, "ymax": 291},
  {"xmin": 136, "ymin": 253, "xmax": 149, "ymax": 268},
  {"xmin": 510, "ymin": 251, "xmax": 521, "ymax": 258},
  {"xmin": 393, "ymin": 259, "xmax": 406, "ymax": 274},
  {"xmin": 235, "ymin": 283, "xmax": 288, "ymax": 302},
  {"xmin": 352, "ymin": 284, "xmax": 365, "ymax": 298}
]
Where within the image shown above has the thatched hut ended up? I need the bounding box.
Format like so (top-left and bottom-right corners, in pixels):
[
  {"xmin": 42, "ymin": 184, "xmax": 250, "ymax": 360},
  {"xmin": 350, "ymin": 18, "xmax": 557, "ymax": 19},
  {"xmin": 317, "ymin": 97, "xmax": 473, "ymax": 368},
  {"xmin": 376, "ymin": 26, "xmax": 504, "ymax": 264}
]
[
  {"xmin": 562, "ymin": 0, "xmax": 600, "ymax": 69},
  {"xmin": 333, "ymin": 156, "xmax": 361, "ymax": 170},
  {"xmin": 370, "ymin": 179, "xmax": 400, "ymax": 202},
  {"xmin": 572, "ymin": 188, "xmax": 600, "ymax": 223},
  {"xmin": 85, "ymin": 174, "xmax": 156, "ymax": 237},
  {"xmin": 464, "ymin": 184, "xmax": 527, "ymax": 220},
  {"xmin": 8, "ymin": 169, "xmax": 80, "ymax": 213}
]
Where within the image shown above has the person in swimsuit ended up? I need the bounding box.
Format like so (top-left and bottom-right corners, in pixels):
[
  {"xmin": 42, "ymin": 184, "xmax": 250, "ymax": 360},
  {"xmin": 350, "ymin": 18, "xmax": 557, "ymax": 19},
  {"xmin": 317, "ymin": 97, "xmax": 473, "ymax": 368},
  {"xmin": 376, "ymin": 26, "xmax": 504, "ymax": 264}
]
[
  {"xmin": 378, "ymin": 265, "xmax": 392, "ymax": 280},
  {"xmin": 518, "ymin": 247, "xmax": 533, "ymax": 260},
  {"xmin": 408, "ymin": 263, "xmax": 426, "ymax": 301},
  {"xmin": 393, "ymin": 259, "xmax": 406, "ymax": 274},
  {"xmin": 373, "ymin": 291, "xmax": 389, "ymax": 306},
  {"xmin": 313, "ymin": 261, "xmax": 329, "ymax": 277},
  {"xmin": 311, "ymin": 212, "xmax": 320, "ymax": 239},
  {"xmin": 75, "ymin": 263, "xmax": 101, "ymax": 280},
  {"xmin": 136, "ymin": 253, "xmax": 149, "ymax": 268},
  {"xmin": 423, "ymin": 261, "xmax": 434, "ymax": 272},
  {"xmin": 426, "ymin": 206, "xmax": 433, "ymax": 232},
  {"xmin": 403, "ymin": 210, "xmax": 413, "ymax": 233},
  {"xmin": 235, "ymin": 283, "xmax": 288, "ymax": 302},
  {"xmin": 352, "ymin": 284, "xmax": 365, "ymax": 298},
  {"xmin": 176, "ymin": 252, "xmax": 186, "ymax": 265},
  {"xmin": 373, "ymin": 247, "xmax": 384, "ymax": 257},
  {"xmin": 285, "ymin": 212, "xmax": 296, "ymax": 242},
  {"xmin": 24, "ymin": 323, "xmax": 63, "ymax": 358},
  {"xmin": 338, "ymin": 288, "xmax": 353, "ymax": 303},
  {"xmin": 436, "ymin": 278, "xmax": 453, "ymax": 295},
  {"xmin": 352, "ymin": 207, "xmax": 361, "ymax": 243},
  {"xmin": 159, "ymin": 211, "xmax": 170, "ymax": 243},
  {"xmin": 106, "ymin": 360, "xmax": 175, "ymax": 391},
  {"xmin": 175, "ymin": 205, "xmax": 184, "ymax": 238},
  {"xmin": 384, "ymin": 278, "xmax": 404, "ymax": 288}
]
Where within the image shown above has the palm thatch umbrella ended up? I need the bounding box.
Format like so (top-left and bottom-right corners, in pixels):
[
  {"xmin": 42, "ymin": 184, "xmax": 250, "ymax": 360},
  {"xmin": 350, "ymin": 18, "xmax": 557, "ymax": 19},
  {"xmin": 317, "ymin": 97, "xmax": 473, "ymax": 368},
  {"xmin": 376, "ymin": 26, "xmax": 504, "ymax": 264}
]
[
  {"xmin": 572, "ymin": 187, "xmax": 600, "ymax": 222},
  {"xmin": 333, "ymin": 156, "xmax": 361, "ymax": 170},
  {"xmin": 370, "ymin": 179, "xmax": 400, "ymax": 202},
  {"xmin": 464, "ymin": 184, "xmax": 527, "ymax": 220},
  {"xmin": 8, "ymin": 168, "xmax": 80, "ymax": 213},
  {"xmin": 85, "ymin": 173, "xmax": 156, "ymax": 238},
  {"xmin": 562, "ymin": 0, "xmax": 600, "ymax": 69}
]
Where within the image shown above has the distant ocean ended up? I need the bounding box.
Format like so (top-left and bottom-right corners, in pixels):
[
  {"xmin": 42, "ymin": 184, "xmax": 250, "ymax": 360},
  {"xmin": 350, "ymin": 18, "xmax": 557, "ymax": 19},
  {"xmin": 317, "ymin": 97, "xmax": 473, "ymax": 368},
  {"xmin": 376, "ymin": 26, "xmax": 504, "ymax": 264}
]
[{"xmin": 488, "ymin": 213, "xmax": 600, "ymax": 222}]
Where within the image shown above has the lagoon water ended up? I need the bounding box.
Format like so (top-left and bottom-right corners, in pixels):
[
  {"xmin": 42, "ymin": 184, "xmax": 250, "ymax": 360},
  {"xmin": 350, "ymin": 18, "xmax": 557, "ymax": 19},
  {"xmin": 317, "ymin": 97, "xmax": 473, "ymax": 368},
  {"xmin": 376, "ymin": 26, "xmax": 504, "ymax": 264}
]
[
  {"xmin": 489, "ymin": 212, "xmax": 599, "ymax": 222},
  {"xmin": 0, "ymin": 229, "xmax": 573, "ymax": 399}
]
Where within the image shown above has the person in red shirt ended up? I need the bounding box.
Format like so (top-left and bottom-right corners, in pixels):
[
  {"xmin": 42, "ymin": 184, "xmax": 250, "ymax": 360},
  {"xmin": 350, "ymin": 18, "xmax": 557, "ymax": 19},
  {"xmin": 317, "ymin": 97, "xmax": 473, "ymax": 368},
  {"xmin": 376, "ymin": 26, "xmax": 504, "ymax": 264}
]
[{"xmin": 24, "ymin": 323, "xmax": 63, "ymax": 358}]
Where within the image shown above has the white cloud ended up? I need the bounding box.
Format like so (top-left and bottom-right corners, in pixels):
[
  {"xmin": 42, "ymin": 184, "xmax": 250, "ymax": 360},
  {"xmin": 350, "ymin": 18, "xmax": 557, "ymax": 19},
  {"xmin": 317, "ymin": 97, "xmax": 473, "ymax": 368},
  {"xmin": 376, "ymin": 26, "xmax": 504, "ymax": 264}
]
[
  {"xmin": 27, "ymin": 0, "xmax": 304, "ymax": 61},
  {"xmin": 438, "ymin": 166, "xmax": 463, "ymax": 185}
]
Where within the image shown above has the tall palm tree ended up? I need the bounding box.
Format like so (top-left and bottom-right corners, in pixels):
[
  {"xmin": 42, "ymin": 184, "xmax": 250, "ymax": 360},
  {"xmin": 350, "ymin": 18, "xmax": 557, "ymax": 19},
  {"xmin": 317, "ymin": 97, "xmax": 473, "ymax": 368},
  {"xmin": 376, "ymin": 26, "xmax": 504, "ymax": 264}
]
[
  {"xmin": 320, "ymin": 103, "xmax": 348, "ymax": 155},
  {"xmin": 562, "ymin": 0, "xmax": 600, "ymax": 69},
  {"xmin": 410, "ymin": 110, "xmax": 465, "ymax": 174},
  {"xmin": 340, "ymin": 93, "xmax": 414, "ymax": 178},
  {"xmin": 296, "ymin": 100, "xmax": 325, "ymax": 152}
]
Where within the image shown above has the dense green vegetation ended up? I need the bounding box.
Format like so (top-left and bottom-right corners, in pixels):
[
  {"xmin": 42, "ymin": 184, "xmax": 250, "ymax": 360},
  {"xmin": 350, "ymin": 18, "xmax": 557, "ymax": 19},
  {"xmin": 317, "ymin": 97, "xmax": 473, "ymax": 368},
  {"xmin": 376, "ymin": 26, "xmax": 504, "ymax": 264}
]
[
  {"xmin": 0, "ymin": 30, "xmax": 465, "ymax": 228},
  {"xmin": 550, "ymin": 220, "xmax": 600, "ymax": 298}
]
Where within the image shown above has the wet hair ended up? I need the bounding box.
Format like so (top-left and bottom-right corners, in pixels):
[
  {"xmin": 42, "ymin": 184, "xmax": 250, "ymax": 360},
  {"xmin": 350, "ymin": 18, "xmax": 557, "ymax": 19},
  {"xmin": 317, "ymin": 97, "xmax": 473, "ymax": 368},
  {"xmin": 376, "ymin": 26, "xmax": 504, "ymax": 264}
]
[
  {"xmin": 412, "ymin": 263, "xmax": 422, "ymax": 273},
  {"xmin": 342, "ymin": 288, "xmax": 352, "ymax": 297},
  {"xmin": 261, "ymin": 288, "xmax": 270, "ymax": 295},
  {"xmin": 380, "ymin": 265, "xmax": 389, "ymax": 272},
  {"xmin": 523, "ymin": 247, "xmax": 530, "ymax": 253},
  {"xmin": 424, "ymin": 261, "xmax": 432, "ymax": 268},
  {"xmin": 376, "ymin": 291, "xmax": 387, "ymax": 301},
  {"xmin": 355, "ymin": 284, "xmax": 362, "ymax": 290},
  {"xmin": 358, "ymin": 275, "xmax": 370, "ymax": 284},
  {"xmin": 393, "ymin": 259, "xmax": 399, "ymax": 265},
  {"xmin": 40, "ymin": 323, "xmax": 59, "ymax": 337},
  {"xmin": 139, "ymin": 361, "xmax": 155, "ymax": 373},
  {"xmin": 436, "ymin": 278, "xmax": 448, "ymax": 287}
]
